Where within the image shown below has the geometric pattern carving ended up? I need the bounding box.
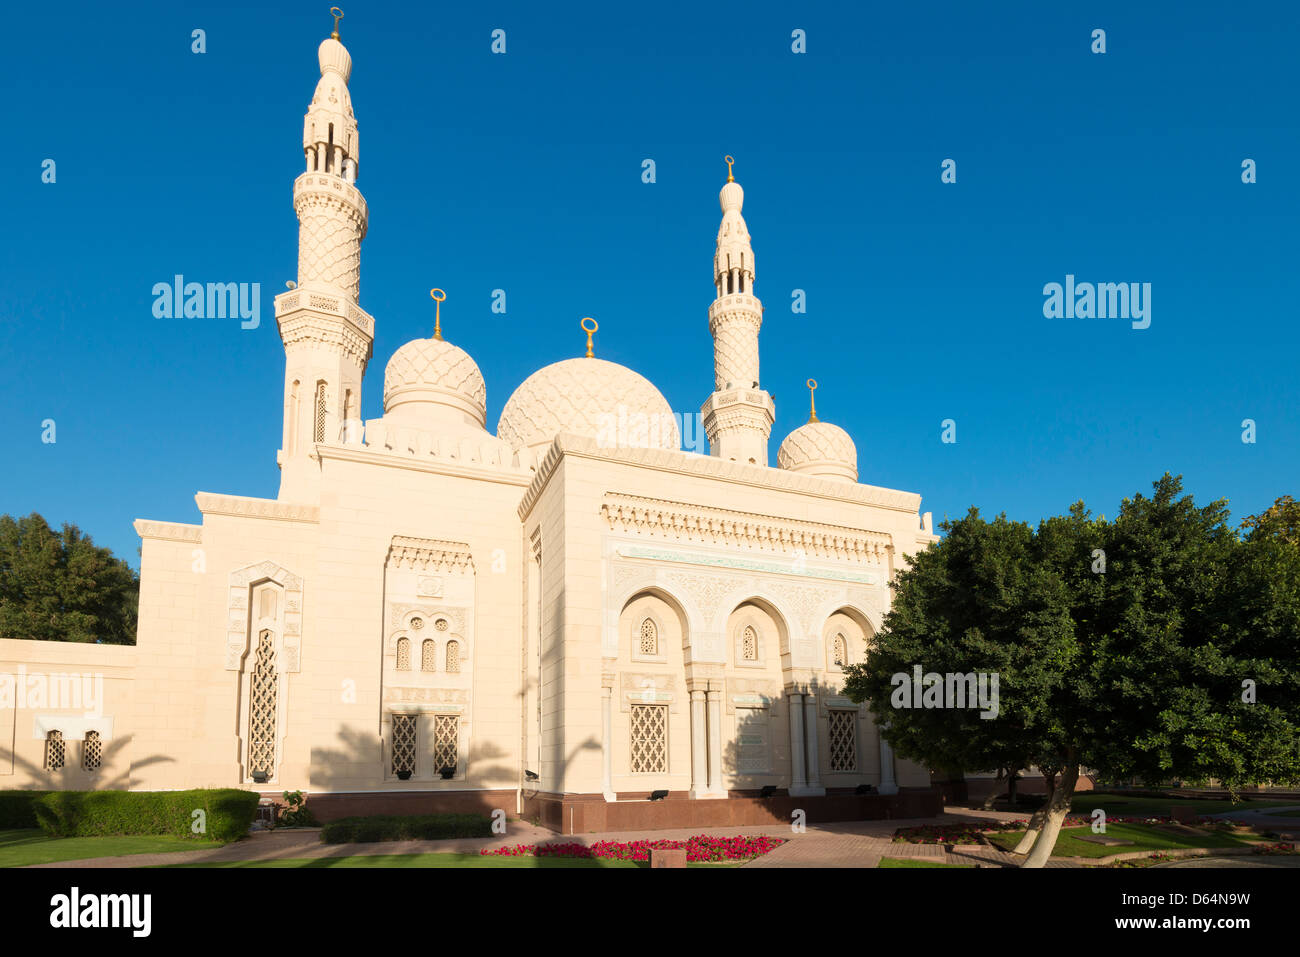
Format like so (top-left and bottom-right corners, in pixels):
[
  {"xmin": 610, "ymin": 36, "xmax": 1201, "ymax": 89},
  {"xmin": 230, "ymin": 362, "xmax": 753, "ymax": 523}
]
[
  {"xmin": 391, "ymin": 713, "xmax": 417, "ymax": 775},
  {"xmin": 383, "ymin": 336, "xmax": 487, "ymax": 417},
  {"xmin": 248, "ymin": 629, "xmax": 278, "ymax": 778},
  {"xmin": 314, "ymin": 380, "xmax": 327, "ymax": 443},
  {"xmin": 600, "ymin": 493, "xmax": 892, "ymax": 565},
  {"xmin": 225, "ymin": 560, "xmax": 304, "ymax": 671},
  {"xmin": 386, "ymin": 536, "xmax": 475, "ymax": 575},
  {"xmin": 396, "ymin": 637, "xmax": 410, "ymax": 671},
  {"xmin": 433, "ymin": 715, "xmax": 458, "ymax": 775},
  {"xmin": 831, "ymin": 633, "xmax": 847, "ymax": 667},
  {"xmin": 630, "ymin": 705, "xmax": 668, "ymax": 774},
  {"xmin": 83, "ymin": 730, "xmax": 102, "ymax": 772},
  {"xmin": 445, "ymin": 640, "xmax": 460, "ymax": 674},
  {"xmin": 828, "ymin": 710, "xmax": 857, "ymax": 772},
  {"xmin": 421, "ymin": 639, "xmax": 436, "ymax": 672},
  {"xmin": 45, "ymin": 730, "xmax": 64, "ymax": 771},
  {"xmin": 741, "ymin": 625, "xmax": 758, "ymax": 661},
  {"xmin": 639, "ymin": 618, "xmax": 657, "ymax": 655}
]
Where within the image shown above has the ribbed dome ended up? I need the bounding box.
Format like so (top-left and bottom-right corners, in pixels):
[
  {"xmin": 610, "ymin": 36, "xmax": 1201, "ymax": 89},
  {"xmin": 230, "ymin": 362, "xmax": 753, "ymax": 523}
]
[
  {"xmin": 777, "ymin": 421, "xmax": 858, "ymax": 483},
  {"xmin": 384, "ymin": 337, "xmax": 487, "ymax": 429},
  {"xmin": 318, "ymin": 37, "xmax": 352, "ymax": 82},
  {"xmin": 497, "ymin": 357, "xmax": 679, "ymax": 455}
]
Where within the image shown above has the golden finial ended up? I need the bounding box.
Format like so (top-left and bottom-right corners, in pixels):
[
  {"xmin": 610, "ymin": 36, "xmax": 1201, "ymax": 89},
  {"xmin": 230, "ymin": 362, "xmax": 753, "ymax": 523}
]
[
  {"xmin": 330, "ymin": 6, "xmax": 344, "ymax": 40},
  {"xmin": 429, "ymin": 288, "xmax": 446, "ymax": 340},
  {"xmin": 724, "ymin": 155, "xmax": 735, "ymax": 183},
  {"xmin": 581, "ymin": 317, "xmax": 599, "ymax": 357},
  {"xmin": 807, "ymin": 378, "xmax": 819, "ymax": 423}
]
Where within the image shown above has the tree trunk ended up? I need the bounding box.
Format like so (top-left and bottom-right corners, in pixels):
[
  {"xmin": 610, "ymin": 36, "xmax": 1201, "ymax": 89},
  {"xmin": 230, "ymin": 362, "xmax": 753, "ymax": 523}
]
[
  {"xmin": 1007, "ymin": 769, "xmax": 1019, "ymax": 804},
  {"xmin": 982, "ymin": 768, "xmax": 1005, "ymax": 810},
  {"xmin": 1011, "ymin": 771, "xmax": 1055, "ymax": 855},
  {"xmin": 1022, "ymin": 760, "xmax": 1079, "ymax": 868}
]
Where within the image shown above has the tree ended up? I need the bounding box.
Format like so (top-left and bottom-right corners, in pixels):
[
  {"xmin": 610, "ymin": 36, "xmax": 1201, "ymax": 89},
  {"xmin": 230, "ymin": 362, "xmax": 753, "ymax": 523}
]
[
  {"xmin": 0, "ymin": 513, "xmax": 139, "ymax": 644},
  {"xmin": 844, "ymin": 475, "xmax": 1300, "ymax": 868},
  {"xmin": 1240, "ymin": 494, "xmax": 1300, "ymax": 546}
]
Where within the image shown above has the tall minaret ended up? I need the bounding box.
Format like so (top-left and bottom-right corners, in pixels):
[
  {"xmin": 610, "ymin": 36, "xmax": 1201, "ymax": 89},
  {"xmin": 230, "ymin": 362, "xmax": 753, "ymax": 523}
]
[
  {"xmin": 700, "ymin": 157, "xmax": 775, "ymax": 466},
  {"xmin": 274, "ymin": 10, "xmax": 374, "ymax": 502}
]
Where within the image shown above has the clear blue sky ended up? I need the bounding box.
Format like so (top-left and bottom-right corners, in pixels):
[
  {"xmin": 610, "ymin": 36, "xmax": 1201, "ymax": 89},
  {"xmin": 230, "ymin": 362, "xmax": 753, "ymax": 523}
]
[{"xmin": 2, "ymin": 1, "xmax": 1296, "ymax": 568}]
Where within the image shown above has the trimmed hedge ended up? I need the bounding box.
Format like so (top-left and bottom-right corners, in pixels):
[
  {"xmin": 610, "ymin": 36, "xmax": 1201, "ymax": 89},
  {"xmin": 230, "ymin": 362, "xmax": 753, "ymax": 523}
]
[
  {"xmin": 0, "ymin": 791, "xmax": 52, "ymax": 829},
  {"xmin": 321, "ymin": 813, "xmax": 493, "ymax": 844},
  {"xmin": 32, "ymin": 789, "xmax": 259, "ymax": 842}
]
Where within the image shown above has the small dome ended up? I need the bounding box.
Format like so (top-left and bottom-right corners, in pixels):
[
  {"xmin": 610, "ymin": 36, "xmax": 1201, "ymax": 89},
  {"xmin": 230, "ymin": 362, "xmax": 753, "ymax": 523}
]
[
  {"xmin": 318, "ymin": 37, "xmax": 352, "ymax": 82},
  {"xmin": 720, "ymin": 180, "xmax": 744, "ymax": 212},
  {"xmin": 777, "ymin": 421, "xmax": 858, "ymax": 483},
  {"xmin": 384, "ymin": 337, "xmax": 487, "ymax": 429},
  {"xmin": 497, "ymin": 357, "xmax": 679, "ymax": 456}
]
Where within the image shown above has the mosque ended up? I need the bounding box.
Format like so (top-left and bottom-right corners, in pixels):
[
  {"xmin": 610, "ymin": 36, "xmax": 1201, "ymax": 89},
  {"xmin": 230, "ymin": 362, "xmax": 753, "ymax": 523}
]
[{"xmin": 0, "ymin": 16, "xmax": 942, "ymax": 830}]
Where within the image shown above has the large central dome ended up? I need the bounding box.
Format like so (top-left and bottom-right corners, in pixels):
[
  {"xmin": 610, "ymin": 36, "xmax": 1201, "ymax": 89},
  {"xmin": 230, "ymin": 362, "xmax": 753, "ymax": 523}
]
[{"xmin": 497, "ymin": 357, "xmax": 680, "ymax": 456}]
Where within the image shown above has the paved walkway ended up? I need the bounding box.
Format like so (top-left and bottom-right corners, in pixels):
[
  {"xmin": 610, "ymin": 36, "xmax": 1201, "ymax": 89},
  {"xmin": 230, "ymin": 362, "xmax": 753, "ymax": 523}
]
[{"xmin": 25, "ymin": 807, "xmax": 1037, "ymax": 869}]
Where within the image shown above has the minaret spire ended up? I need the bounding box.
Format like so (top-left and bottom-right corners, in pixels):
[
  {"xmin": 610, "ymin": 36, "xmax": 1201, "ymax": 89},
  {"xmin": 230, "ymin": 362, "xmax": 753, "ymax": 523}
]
[
  {"xmin": 273, "ymin": 11, "xmax": 375, "ymax": 503},
  {"xmin": 700, "ymin": 157, "xmax": 775, "ymax": 466}
]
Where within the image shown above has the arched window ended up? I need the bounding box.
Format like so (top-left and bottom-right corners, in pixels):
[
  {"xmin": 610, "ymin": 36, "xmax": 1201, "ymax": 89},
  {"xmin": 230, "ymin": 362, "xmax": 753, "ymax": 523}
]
[
  {"xmin": 248, "ymin": 629, "xmax": 278, "ymax": 780},
  {"xmin": 741, "ymin": 625, "xmax": 758, "ymax": 661},
  {"xmin": 83, "ymin": 730, "xmax": 102, "ymax": 772},
  {"xmin": 639, "ymin": 618, "xmax": 657, "ymax": 655},
  {"xmin": 446, "ymin": 640, "xmax": 461, "ymax": 674},
  {"xmin": 313, "ymin": 381, "xmax": 327, "ymax": 443},
  {"xmin": 395, "ymin": 637, "xmax": 411, "ymax": 671},
  {"xmin": 421, "ymin": 639, "xmax": 436, "ymax": 672},
  {"xmin": 832, "ymin": 633, "xmax": 847, "ymax": 667},
  {"xmin": 44, "ymin": 730, "xmax": 65, "ymax": 771}
]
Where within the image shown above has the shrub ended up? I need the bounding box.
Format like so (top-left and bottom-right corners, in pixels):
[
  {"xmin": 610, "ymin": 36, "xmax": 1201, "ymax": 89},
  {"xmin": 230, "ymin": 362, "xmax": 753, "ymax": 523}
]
[
  {"xmin": 0, "ymin": 791, "xmax": 52, "ymax": 828},
  {"xmin": 33, "ymin": 789, "xmax": 258, "ymax": 842},
  {"xmin": 277, "ymin": 790, "xmax": 316, "ymax": 828},
  {"xmin": 321, "ymin": 813, "xmax": 493, "ymax": 844}
]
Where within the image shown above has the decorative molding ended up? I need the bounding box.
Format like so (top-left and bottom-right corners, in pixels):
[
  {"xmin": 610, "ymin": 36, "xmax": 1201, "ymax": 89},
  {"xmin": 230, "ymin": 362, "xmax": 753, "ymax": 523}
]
[
  {"xmin": 132, "ymin": 519, "xmax": 202, "ymax": 544},
  {"xmin": 620, "ymin": 545, "xmax": 885, "ymax": 586},
  {"xmin": 386, "ymin": 537, "xmax": 475, "ymax": 575},
  {"xmin": 196, "ymin": 493, "xmax": 319, "ymax": 524},
  {"xmin": 601, "ymin": 494, "xmax": 891, "ymax": 565},
  {"xmin": 225, "ymin": 561, "xmax": 304, "ymax": 671}
]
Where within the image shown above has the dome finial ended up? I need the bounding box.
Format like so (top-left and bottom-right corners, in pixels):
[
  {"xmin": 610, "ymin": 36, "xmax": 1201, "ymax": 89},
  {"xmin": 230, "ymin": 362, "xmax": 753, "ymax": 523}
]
[
  {"xmin": 581, "ymin": 317, "xmax": 598, "ymax": 358},
  {"xmin": 330, "ymin": 6, "xmax": 344, "ymax": 40},
  {"xmin": 429, "ymin": 288, "xmax": 446, "ymax": 341},
  {"xmin": 807, "ymin": 378, "xmax": 819, "ymax": 423},
  {"xmin": 724, "ymin": 154, "xmax": 735, "ymax": 183}
]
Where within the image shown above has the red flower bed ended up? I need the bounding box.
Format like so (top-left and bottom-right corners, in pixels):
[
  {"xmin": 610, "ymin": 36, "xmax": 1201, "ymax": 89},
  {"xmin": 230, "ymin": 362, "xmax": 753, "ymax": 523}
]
[{"xmin": 480, "ymin": 834, "xmax": 784, "ymax": 862}]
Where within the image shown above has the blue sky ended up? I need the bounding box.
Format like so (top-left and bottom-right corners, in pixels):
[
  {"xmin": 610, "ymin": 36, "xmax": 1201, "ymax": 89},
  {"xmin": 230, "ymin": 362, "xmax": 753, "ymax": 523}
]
[{"xmin": 2, "ymin": 1, "xmax": 1297, "ymax": 568}]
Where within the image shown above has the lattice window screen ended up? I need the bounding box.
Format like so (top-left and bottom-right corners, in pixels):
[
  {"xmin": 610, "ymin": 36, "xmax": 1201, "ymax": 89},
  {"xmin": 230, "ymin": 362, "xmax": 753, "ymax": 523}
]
[
  {"xmin": 742, "ymin": 625, "xmax": 758, "ymax": 661},
  {"xmin": 83, "ymin": 730, "xmax": 102, "ymax": 772},
  {"xmin": 445, "ymin": 640, "xmax": 460, "ymax": 674},
  {"xmin": 313, "ymin": 381, "xmax": 327, "ymax": 443},
  {"xmin": 639, "ymin": 618, "xmax": 657, "ymax": 655},
  {"xmin": 396, "ymin": 637, "xmax": 410, "ymax": 671},
  {"xmin": 630, "ymin": 705, "xmax": 668, "ymax": 774},
  {"xmin": 832, "ymin": 633, "xmax": 847, "ymax": 666},
  {"xmin": 421, "ymin": 639, "xmax": 436, "ymax": 672},
  {"xmin": 433, "ymin": 715, "xmax": 458, "ymax": 775},
  {"xmin": 45, "ymin": 730, "xmax": 65, "ymax": 771},
  {"xmin": 391, "ymin": 714, "xmax": 417, "ymax": 775},
  {"xmin": 249, "ymin": 629, "xmax": 278, "ymax": 778},
  {"xmin": 828, "ymin": 710, "xmax": 857, "ymax": 772}
]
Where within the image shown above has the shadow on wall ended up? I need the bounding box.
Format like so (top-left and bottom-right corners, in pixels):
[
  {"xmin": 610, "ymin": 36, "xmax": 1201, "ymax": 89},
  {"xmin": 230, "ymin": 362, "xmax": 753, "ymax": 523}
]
[{"xmin": 0, "ymin": 735, "xmax": 174, "ymax": 791}]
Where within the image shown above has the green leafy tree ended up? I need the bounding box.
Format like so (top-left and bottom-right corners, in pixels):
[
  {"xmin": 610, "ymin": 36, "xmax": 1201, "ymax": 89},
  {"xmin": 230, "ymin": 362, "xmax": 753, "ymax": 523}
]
[
  {"xmin": 1240, "ymin": 494, "xmax": 1300, "ymax": 545},
  {"xmin": 844, "ymin": 475, "xmax": 1300, "ymax": 867},
  {"xmin": 0, "ymin": 513, "xmax": 139, "ymax": 644}
]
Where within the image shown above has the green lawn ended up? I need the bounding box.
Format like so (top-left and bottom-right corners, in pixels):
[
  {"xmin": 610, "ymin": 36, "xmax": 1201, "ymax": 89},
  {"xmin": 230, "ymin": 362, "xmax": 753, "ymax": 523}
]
[
  {"xmin": 0, "ymin": 828, "xmax": 225, "ymax": 868},
  {"xmin": 878, "ymin": 857, "xmax": 973, "ymax": 869},
  {"xmin": 986, "ymin": 822, "xmax": 1255, "ymax": 859},
  {"xmin": 1068, "ymin": 793, "xmax": 1293, "ymax": 818},
  {"xmin": 163, "ymin": 852, "xmax": 741, "ymax": 868}
]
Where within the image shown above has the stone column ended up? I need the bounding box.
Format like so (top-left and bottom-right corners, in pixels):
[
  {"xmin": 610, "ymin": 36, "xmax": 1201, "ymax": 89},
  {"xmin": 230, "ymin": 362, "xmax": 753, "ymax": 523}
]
[
  {"xmin": 601, "ymin": 685, "xmax": 616, "ymax": 801},
  {"xmin": 689, "ymin": 690, "xmax": 708, "ymax": 798},
  {"xmin": 788, "ymin": 692, "xmax": 806, "ymax": 792},
  {"xmin": 706, "ymin": 689, "xmax": 724, "ymax": 795},
  {"xmin": 804, "ymin": 695, "xmax": 824, "ymax": 792},
  {"xmin": 879, "ymin": 724, "xmax": 898, "ymax": 795}
]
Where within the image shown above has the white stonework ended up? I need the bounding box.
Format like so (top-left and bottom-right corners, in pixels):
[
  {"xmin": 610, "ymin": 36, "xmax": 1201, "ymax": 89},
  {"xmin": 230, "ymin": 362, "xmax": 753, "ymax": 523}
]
[{"xmin": 0, "ymin": 24, "xmax": 940, "ymax": 809}]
